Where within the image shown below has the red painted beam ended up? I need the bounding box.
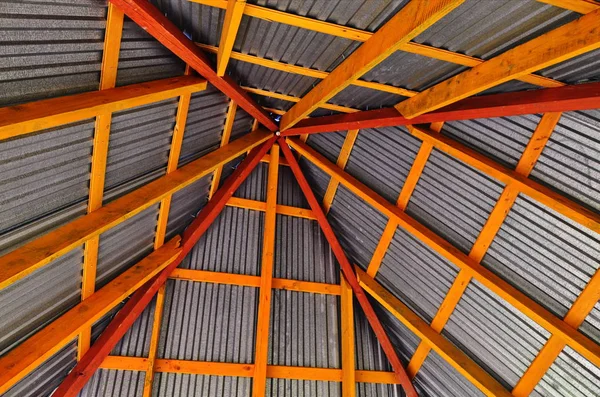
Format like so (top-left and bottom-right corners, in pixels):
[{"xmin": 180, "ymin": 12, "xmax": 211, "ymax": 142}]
[
  {"xmin": 110, "ymin": 0, "xmax": 278, "ymax": 132},
  {"xmin": 52, "ymin": 137, "xmax": 277, "ymax": 397},
  {"xmin": 281, "ymin": 81, "xmax": 600, "ymax": 135},
  {"xmin": 277, "ymin": 137, "xmax": 418, "ymax": 397}
]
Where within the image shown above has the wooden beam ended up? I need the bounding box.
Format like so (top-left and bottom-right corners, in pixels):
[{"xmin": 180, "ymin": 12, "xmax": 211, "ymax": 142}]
[
  {"xmin": 78, "ymin": 2, "xmax": 125, "ymax": 360},
  {"xmin": 209, "ymin": 100, "xmax": 238, "ymax": 199},
  {"xmin": 0, "ymin": 76, "xmax": 207, "ymax": 141},
  {"xmin": 217, "ymin": 0, "xmax": 246, "ymax": 76},
  {"xmin": 322, "ymin": 129, "xmax": 359, "ymax": 214},
  {"xmin": 197, "ymin": 43, "xmax": 417, "ymax": 97},
  {"xmin": 366, "ymin": 122, "xmax": 444, "ymax": 277},
  {"xmin": 279, "ymin": 138, "xmax": 418, "ymax": 397},
  {"xmin": 340, "ymin": 275, "xmax": 356, "ymax": 397},
  {"xmin": 281, "ymin": 80, "xmax": 600, "ymax": 136},
  {"xmin": 280, "ymin": 0, "xmax": 464, "ymax": 130},
  {"xmin": 52, "ymin": 137, "xmax": 277, "ymax": 397},
  {"xmin": 395, "ymin": 8, "xmax": 600, "ymax": 119},
  {"xmin": 252, "ymin": 144, "xmax": 279, "ymax": 397},
  {"xmin": 537, "ymin": 0, "xmax": 599, "ymax": 13},
  {"xmin": 190, "ymin": 0, "xmax": 564, "ymax": 88},
  {"xmin": 243, "ymin": 86, "xmax": 359, "ymax": 114},
  {"xmin": 0, "ymin": 130, "xmax": 271, "ymax": 290},
  {"xmin": 287, "ymin": 137, "xmax": 600, "ymax": 369},
  {"xmin": 0, "ymin": 238, "xmax": 182, "ymax": 394},
  {"xmin": 109, "ymin": 0, "xmax": 277, "ymax": 131},
  {"xmin": 406, "ymin": 113, "xmax": 562, "ymax": 377},
  {"xmin": 226, "ymin": 197, "xmax": 317, "ymax": 220},
  {"xmin": 356, "ymin": 268, "xmax": 512, "ymax": 397}
]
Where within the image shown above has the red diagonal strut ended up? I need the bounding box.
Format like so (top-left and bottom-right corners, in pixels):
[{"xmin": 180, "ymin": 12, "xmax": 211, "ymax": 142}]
[
  {"xmin": 110, "ymin": 0, "xmax": 278, "ymax": 132},
  {"xmin": 278, "ymin": 137, "xmax": 418, "ymax": 397},
  {"xmin": 53, "ymin": 137, "xmax": 277, "ymax": 397},
  {"xmin": 281, "ymin": 80, "xmax": 600, "ymax": 136}
]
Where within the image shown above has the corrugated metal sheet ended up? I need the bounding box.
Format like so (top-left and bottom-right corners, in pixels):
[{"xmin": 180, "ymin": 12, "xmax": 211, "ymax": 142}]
[
  {"xmin": 376, "ymin": 227, "xmax": 460, "ymax": 323},
  {"xmin": 406, "ymin": 148, "xmax": 506, "ymax": 254},
  {"xmin": 442, "ymin": 114, "xmax": 541, "ymax": 169},
  {"xmin": 234, "ymin": 162, "xmax": 268, "ymax": 201},
  {"xmin": 158, "ymin": 279, "xmax": 258, "ymax": 363},
  {"xmin": 530, "ymin": 109, "xmax": 600, "ymax": 212},
  {"xmin": 299, "ymin": 157, "xmax": 332, "ymax": 203},
  {"xmin": 539, "ymin": 48, "xmax": 600, "ymax": 84},
  {"xmin": 268, "ymin": 290, "xmax": 340, "ymax": 368},
  {"xmin": 443, "ymin": 280, "xmax": 551, "ymax": 389},
  {"xmin": 180, "ymin": 206, "xmax": 264, "ymax": 276},
  {"xmin": 79, "ymin": 369, "xmax": 145, "ymax": 397},
  {"xmin": 112, "ymin": 298, "xmax": 156, "ymax": 358},
  {"xmin": 484, "ymin": 195, "xmax": 600, "ymax": 336},
  {"xmin": 345, "ymin": 126, "xmax": 420, "ymax": 203},
  {"xmin": 117, "ymin": 16, "xmax": 185, "ymax": 87},
  {"xmin": 274, "ymin": 215, "xmax": 338, "ymax": 283},
  {"xmin": 0, "ymin": 120, "xmax": 93, "ymax": 254},
  {"xmin": 266, "ymin": 379, "xmax": 341, "ymax": 397},
  {"xmin": 0, "ymin": 247, "xmax": 82, "ymax": 355},
  {"xmin": 104, "ymin": 98, "xmax": 177, "ymax": 192},
  {"xmin": 306, "ymin": 130, "xmax": 346, "ymax": 164},
  {"xmin": 3, "ymin": 339, "xmax": 77, "ymax": 397},
  {"xmin": 534, "ymin": 346, "xmax": 600, "ymax": 397},
  {"xmin": 230, "ymin": 107, "xmax": 255, "ymax": 142},
  {"xmin": 166, "ymin": 175, "xmax": 212, "ymax": 240},
  {"xmin": 96, "ymin": 204, "xmax": 159, "ymax": 289},
  {"xmin": 330, "ymin": 85, "xmax": 404, "ymax": 110},
  {"xmin": 178, "ymin": 86, "xmax": 229, "ymax": 166},
  {"xmin": 153, "ymin": 373, "xmax": 252, "ymax": 397},
  {"xmin": 0, "ymin": 0, "xmax": 104, "ymax": 107},
  {"xmin": 277, "ymin": 166, "xmax": 309, "ymax": 208},
  {"xmin": 327, "ymin": 185, "xmax": 387, "ymax": 269}
]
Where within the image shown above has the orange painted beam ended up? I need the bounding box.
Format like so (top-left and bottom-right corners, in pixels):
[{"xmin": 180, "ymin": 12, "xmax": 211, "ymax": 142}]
[
  {"xmin": 280, "ymin": 0, "xmax": 464, "ymax": 130},
  {"xmin": 226, "ymin": 197, "xmax": 317, "ymax": 220},
  {"xmin": 395, "ymin": 9, "xmax": 600, "ymax": 118},
  {"xmin": 537, "ymin": 0, "xmax": 599, "ymax": 13},
  {"xmin": 216, "ymin": 0, "xmax": 246, "ymax": 76}
]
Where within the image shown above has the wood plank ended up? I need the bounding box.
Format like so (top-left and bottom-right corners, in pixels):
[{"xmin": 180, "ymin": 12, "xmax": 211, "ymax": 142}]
[
  {"xmin": 109, "ymin": 0, "xmax": 277, "ymax": 131},
  {"xmin": 216, "ymin": 0, "xmax": 246, "ymax": 76},
  {"xmin": 280, "ymin": 0, "xmax": 465, "ymax": 130},
  {"xmin": 0, "ymin": 76, "xmax": 207, "ymax": 141},
  {"xmin": 395, "ymin": 9, "xmax": 600, "ymax": 118},
  {"xmin": 243, "ymin": 86, "xmax": 359, "ymax": 114},
  {"xmin": 537, "ymin": 0, "xmax": 599, "ymax": 13},
  {"xmin": 282, "ymin": 81, "xmax": 600, "ymax": 136},
  {"xmin": 340, "ymin": 275, "xmax": 356, "ymax": 397},
  {"xmin": 287, "ymin": 137, "xmax": 600, "ymax": 369},
  {"xmin": 0, "ymin": 130, "xmax": 271, "ymax": 289}
]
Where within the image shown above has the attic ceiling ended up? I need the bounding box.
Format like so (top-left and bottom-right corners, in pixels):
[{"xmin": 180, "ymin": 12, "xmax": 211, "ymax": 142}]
[{"xmin": 0, "ymin": 0, "xmax": 600, "ymax": 396}]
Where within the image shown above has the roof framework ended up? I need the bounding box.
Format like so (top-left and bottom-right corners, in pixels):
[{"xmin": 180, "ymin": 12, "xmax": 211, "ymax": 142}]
[{"xmin": 0, "ymin": 0, "xmax": 599, "ymax": 396}]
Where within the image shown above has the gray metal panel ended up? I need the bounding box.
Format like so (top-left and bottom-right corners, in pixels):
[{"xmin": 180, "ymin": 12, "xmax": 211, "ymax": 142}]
[
  {"xmin": 178, "ymin": 86, "xmax": 229, "ymax": 166},
  {"xmin": 111, "ymin": 298, "xmax": 156, "ymax": 358},
  {"xmin": 4, "ymin": 339, "xmax": 77, "ymax": 397},
  {"xmin": 406, "ymin": 148, "xmax": 505, "ymax": 254},
  {"xmin": 153, "ymin": 373, "xmax": 252, "ymax": 397},
  {"xmin": 530, "ymin": 109, "xmax": 600, "ymax": 212},
  {"xmin": 539, "ymin": 48, "xmax": 600, "ymax": 84},
  {"xmin": 306, "ymin": 130, "xmax": 346, "ymax": 164},
  {"xmin": 442, "ymin": 114, "xmax": 541, "ymax": 169},
  {"xmin": 0, "ymin": 247, "xmax": 82, "ymax": 355},
  {"xmin": 0, "ymin": 120, "xmax": 93, "ymax": 253},
  {"xmin": 274, "ymin": 215, "xmax": 338, "ymax": 284},
  {"xmin": 413, "ymin": 0, "xmax": 577, "ymax": 60},
  {"xmin": 166, "ymin": 175, "xmax": 212, "ymax": 240},
  {"xmin": 331, "ymin": 85, "xmax": 405, "ymax": 110},
  {"xmin": 0, "ymin": 0, "xmax": 104, "ymax": 107},
  {"xmin": 117, "ymin": 17, "xmax": 185, "ymax": 87},
  {"xmin": 266, "ymin": 379, "xmax": 341, "ymax": 397},
  {"xmin": 79, "ymin": 369, "xmax": 145, "ymax": 397},
  {"xmin": 443, "ymin": 280, "xmax": 551, "ymax": 389},
  {"xmin": 299, "ymin": 157, "xmax": 332, "ymax": 203},
  {"xmin": 230, "ymin": 107, "xmax": 255, "ymax": 142},
  {"xmin": 150, "ymin": 1, "xmax": 223, "ymax": 46},
  {"xmin": 268, "ymin": 290, "xmax": 340, "ymax": 368},
  {"xmin": 180, "ymin": 206, "xmax": 263, "ymax": 276},
  {"xmin": 277, "ymin": 166, "xmax": 309, "ymax": 208},
  {"xmin": 376, "ymin": 227, "xmax": 460, "ymax": 323},
  {"xmin": 234, "ymin": 162, "xmax": 268, "ymax": 201},
  {"xmin": 328, "ymin": 185, "xmax": 387, "ymax": 269},
  {"xmin": 345, "ymin": 126, "xmax": 421, "ymax": 203},
  {"xmin": 158, "ymin": 279, "xmax": 258, "ymax": 363},
  {"xmin": 582, "ymin": 301, "xmax": 600, "ymax": 345},
  {"xmin": 414, "ymin": 350, "xmax": 485, "ymax": 397},
  {"xmin": 483, "ymin": 195, "xmax": 600, "ymax": 320},
  {"xmin": 534, "ymin": 346, "xmax": 600, "ymax": 397},
  {"xmin": 96, "ymin": 204, "xmax": 159, "ymax": 289},
  {"xmin": 104, "ymin": 98, "xmax": 177, "ymax": 191}
]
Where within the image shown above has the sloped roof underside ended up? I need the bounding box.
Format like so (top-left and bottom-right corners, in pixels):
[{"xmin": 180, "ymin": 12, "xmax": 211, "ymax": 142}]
[{"xmin": 1, "ymin": 0, "xmax": 600, "ymax": 396}]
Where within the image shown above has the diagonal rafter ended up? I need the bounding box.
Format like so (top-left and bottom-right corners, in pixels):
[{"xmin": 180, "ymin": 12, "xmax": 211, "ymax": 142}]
[
  {"xmin": 216, "ymin": 0, "xmax": 246, "ymax": 76},
  {"xmin": 279, "ymin": 0, "xmax": 464, "ymax": 130},
  {"xmin": 278, "ymin": 138, "xmax": 418, "ymax": 397},
  {"xmin": 109, "ymin": 0, "xmax": 278, "ymax": 131},
  {"xmin": 395, "ymin": 8, "xmax": 600, "ymax": 119},
  {"xmin": 51, "ymin": 137, "xmax": 277, "ymax": 397},
  {"xmin": 538, "ymin": 0, "xmax": 600, "ymax": 13}
]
